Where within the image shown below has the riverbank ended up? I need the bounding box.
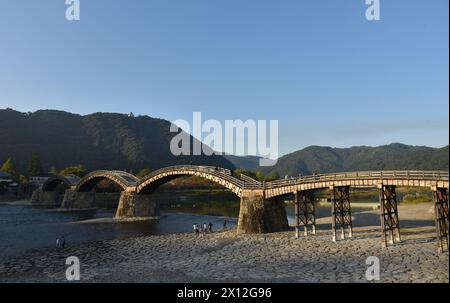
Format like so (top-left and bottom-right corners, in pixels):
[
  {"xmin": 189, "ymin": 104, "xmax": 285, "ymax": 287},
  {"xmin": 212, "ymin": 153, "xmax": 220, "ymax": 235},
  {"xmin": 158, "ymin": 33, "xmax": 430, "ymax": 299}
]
[
  {"xmin": 0, "ymin": 199, "xmax": 31, "ymax": 205},
  {"xmin": 0, "ymin": 203, "xmax": 447, "ymax": 283}
]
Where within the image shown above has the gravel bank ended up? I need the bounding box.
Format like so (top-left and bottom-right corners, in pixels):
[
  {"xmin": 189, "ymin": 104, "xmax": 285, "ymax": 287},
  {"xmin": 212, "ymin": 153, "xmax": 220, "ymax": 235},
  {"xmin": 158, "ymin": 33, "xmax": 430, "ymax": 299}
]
[{"xmin": 1, "ymin": 224, "xmax": 447, "ymax": 283}]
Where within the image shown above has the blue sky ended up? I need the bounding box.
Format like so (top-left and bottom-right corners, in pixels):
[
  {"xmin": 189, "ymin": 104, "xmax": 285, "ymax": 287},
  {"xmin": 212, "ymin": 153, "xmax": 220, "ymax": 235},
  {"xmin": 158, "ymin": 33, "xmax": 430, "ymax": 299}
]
[{"xmin": 0, "ymin": 0, "xmax": 448, "ymax": 156}]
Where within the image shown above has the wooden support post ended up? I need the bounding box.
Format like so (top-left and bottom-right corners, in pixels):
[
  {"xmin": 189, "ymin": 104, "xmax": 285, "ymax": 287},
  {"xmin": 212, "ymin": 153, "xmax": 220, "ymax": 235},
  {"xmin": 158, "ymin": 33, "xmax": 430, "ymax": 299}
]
[
  {"xmin": 331, "ymin": 186, "xmax": 353, "ymax": 242},
  {"xmin": 331, "ymin": 192, "xmax": 337, "ymax": 242},
  {"xmin": 433, "ymin": 187, "xmax": 449, "ymax": 253},
  {"xmin": 379, "ymin": 185, "xmax": 401, "ymax": 247},
  {"xmin": 294, "ymin": 191, "xmax": 300, "ymax": 239},
  {"xmin": 294, "ymin": 190, "xmax": 316, "ymax": 238},
  {"xmin": 310, "ymin": 196, "xmax": 317, "ymax": 235}
]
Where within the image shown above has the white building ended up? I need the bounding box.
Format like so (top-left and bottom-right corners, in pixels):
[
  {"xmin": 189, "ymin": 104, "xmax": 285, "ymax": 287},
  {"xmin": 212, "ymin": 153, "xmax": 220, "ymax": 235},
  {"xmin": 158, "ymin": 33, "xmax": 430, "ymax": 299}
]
[{"xmin": 28, "ymin": 173, "xmax": 54, "ymax": 186}]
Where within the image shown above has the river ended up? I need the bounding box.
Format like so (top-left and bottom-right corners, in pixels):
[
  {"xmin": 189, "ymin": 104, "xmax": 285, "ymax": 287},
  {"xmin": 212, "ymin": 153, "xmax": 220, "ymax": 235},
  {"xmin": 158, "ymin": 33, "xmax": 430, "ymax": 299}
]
[{"xmin": 0, "ymin": 198, "xmax": 376, "ymax": 259}]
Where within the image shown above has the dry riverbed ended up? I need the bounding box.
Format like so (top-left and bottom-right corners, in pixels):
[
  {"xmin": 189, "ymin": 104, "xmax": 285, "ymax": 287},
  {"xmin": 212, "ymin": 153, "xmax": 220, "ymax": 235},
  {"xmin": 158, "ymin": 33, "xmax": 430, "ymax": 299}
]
[{"xmin": 0, "ymin": 224, "xmax": 448, "ymax": 283}]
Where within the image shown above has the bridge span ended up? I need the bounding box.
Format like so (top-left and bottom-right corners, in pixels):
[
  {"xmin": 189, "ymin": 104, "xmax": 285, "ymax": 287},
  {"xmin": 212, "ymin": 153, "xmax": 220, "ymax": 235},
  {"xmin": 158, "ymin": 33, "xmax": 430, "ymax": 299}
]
[{"xmin": 32, "ymin": 166, "xmax": 449, "ymax": 252}]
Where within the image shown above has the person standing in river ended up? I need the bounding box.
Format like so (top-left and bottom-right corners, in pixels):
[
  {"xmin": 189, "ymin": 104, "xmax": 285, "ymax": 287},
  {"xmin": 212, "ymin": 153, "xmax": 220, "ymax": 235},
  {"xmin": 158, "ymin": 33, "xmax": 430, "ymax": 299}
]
[
  {"xmin": 55, "ymin": 237, "xmax": 60, "ymax": 249},
  {"xmin": 208, "ymin": 222, "xmax": 213, "ymax": 233},
  {"xmin": 223, "ymin": 219, "xmax": 227, "ymax": 230},
  {"xmin": 60, "ymin": 236, "xmax": 65, "ymax": 249}
]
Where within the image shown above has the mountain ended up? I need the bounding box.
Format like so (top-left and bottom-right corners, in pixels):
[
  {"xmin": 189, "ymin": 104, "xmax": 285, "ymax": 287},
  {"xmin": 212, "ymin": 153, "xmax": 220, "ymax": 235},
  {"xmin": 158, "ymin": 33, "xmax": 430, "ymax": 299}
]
[
  {"xmin": 0, "ymin": 108, "xmax": 233, "ymax": 174},
  {"xmin": 1, "ymin": 109, "xmax": 447, "ymax": 177},
  {"xmin": 223, "ymin": 155, "xmax": 263, "ymax": 170},
  {"xmin": 261, "ymin": 144, "xmax": 449, "ymax": 176}
]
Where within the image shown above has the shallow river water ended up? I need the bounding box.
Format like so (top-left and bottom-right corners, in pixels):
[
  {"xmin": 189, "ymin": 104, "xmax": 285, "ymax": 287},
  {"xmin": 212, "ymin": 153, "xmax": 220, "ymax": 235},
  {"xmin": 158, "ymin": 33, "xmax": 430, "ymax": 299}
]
[
  {"xmin": 0, "ymin": 202, "xmax": 240, "ymax": 258},
  {"xmin": 0, "ymin": 201, "xmax": 376, "ymax": 258}
]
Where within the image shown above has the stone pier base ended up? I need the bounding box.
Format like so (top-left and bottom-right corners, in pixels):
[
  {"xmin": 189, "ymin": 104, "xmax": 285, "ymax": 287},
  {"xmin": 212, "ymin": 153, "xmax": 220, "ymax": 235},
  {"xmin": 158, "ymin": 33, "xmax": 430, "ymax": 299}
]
[
  {"xmin": 237, "ymin": 190, "xmax": 289, "ymax": 234},
  {"xmin": 60, "ymin": 189, "xmax": 96, "ymax": 209},
  {"xmin": 31, "ymin": 189, "xmax": 43, "ymax": 204},
  {"xmin": 115, "ymin": 191, "xmax": 159, "ymax": 220},
  {"xmin": 31, "ymin": 189, "xmax": 63, "ymax": 207}
]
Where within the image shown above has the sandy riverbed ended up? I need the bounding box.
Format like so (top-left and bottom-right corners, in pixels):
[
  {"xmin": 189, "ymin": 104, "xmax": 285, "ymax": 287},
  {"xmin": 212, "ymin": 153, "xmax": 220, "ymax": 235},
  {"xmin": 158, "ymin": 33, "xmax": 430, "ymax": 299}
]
[{"xmin": 0, "ymin": 203, "xmax": 448, "ymax": 283}]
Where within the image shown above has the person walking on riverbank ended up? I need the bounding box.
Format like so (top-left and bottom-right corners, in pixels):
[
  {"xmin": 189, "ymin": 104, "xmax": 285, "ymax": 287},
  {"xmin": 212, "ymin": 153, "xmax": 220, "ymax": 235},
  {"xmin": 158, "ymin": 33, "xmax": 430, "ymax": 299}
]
[
  {"xmin": 194, "ymin": 224, "xmax": 200, "ymax": 236},
  {"xmin": 60, "ymin": 236, "xmax": 65, "ymax": 249},
  {"xmin": 55, "ymin": 237, "xmax": 60, "ymax": 249},
  {"xmin": 208, "ymin": 222, "xmax": 213, "ymax": 233},
  {"xmin": 203, "ymin": 223, "xmax": 207, "ymax": 233}
]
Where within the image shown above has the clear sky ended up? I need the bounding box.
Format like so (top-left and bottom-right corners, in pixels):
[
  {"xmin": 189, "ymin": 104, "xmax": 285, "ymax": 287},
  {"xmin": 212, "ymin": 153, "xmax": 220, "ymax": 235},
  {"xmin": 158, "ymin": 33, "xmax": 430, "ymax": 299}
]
[{"xmin": 0, "ymin": 0, "xmax": 448, "ymax": 156}]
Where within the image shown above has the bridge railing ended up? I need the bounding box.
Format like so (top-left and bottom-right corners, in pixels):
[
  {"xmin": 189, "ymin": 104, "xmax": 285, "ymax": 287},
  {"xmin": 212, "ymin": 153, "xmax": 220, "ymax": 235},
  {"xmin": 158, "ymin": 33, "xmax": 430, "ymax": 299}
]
[
  {"xmin": 239, "ymin": 174, "xmax": 261, "ymax": 184},
  {"xmin": 260, "ymin": 170, "xmax": 449, "ymax": 189},
  {"xmin": 79, "ymin": 170, "xmax": 139, "ymax": 187},
  {"xmin": 110, "ymin": 170, "xmax": 140, "ymax": 182},
  {"xmin": 81, "ymin": 168, "xmax": 448, "ymax": 191},
  {"xmin": 140, "ymin": 165, "xmax": 245, "ymax": 188}
]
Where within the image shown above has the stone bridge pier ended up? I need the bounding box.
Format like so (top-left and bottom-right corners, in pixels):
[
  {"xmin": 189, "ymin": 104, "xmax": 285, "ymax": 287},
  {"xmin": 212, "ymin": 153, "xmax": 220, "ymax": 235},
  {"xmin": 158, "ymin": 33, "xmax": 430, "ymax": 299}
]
[
  {"xmin": 31, "ymin": 188, "xmax": 61, "ymax": 206},
  {"xmin": 115, "ymin": 190, "xmax": 159, "ymax": 220},
  {"xmin": 31, "ymin": 189, "xmax": 67, "ymax": 207},
  {"xmin": 61, "ymin": 188, "xmax": 96, "ymax": 209},
  {"xmin": 237, "ymin": 189, "xmax": 289, "ymax": 234}
]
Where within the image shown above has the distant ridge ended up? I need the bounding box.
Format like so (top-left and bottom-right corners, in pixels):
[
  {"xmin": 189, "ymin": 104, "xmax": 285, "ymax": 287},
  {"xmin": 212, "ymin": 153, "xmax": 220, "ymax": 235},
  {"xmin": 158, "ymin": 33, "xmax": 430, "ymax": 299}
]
[
  {"xmin": 258, "ymin": 143, "xmax": 449, "ymax": 176},
  {"xmin": 223, "ymin": 155, "xmax": 262, "ymax": 170},
  {"xmin": 1, "ymin": 108, "xmax": 447, "ymax": 177}
]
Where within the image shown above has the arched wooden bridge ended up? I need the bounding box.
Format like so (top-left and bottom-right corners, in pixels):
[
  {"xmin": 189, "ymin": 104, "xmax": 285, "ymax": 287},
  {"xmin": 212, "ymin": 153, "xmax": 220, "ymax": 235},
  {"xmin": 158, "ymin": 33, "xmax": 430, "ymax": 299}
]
[
  {"xmin": 33, "ymin": 165, "xmax": 449, "ymax": 252},
  {"xmin": 75, "ymin": 170, "xmax": 139, "ymax": 192}
]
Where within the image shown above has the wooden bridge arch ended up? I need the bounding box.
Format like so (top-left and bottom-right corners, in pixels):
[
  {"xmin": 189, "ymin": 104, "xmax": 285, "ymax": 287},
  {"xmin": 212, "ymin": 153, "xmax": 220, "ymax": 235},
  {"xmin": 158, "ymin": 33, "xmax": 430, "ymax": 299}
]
[
  {"xmin": 74, "ymin": 170, "xmax": 139, "ymax": 192},
  {"xmin": 136, "ymin": 165, "xmax": 244, "ymax": 197},
  {"xmin": 41, "ymin": 174, "xmax": 80, "ymax": 192}
]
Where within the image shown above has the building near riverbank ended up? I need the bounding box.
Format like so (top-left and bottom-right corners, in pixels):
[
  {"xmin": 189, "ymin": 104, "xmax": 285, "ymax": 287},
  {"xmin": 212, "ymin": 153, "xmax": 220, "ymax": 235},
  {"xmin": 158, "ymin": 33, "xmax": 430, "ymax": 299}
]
[
  {"xmin": 0, "ymin": 171, "xmax": 18, "ymax": 193},
  {"xmin": 28, "ymin": 173, "xmax": 54, "ymax": 187},
  {"xmin": 0, "ymin": 171, "xmax": 12, "ymax": 181}
]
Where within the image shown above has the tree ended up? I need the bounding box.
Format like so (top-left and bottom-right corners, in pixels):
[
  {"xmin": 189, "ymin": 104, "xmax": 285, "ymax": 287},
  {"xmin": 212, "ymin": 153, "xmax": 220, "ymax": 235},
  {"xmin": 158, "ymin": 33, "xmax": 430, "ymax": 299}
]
[
  {"xmin": 59, "ymin": 165, "xmax": 86, "ymax": 177},
  {"xmin": 19, "ymin": 175, "xmax": 28, "ymax": 184},
  {"xmin": 1, "ymin": 157, "xmax": 17, "ymax": 179},
  {"xmin": 136, "ymin": 168, "xmax": 151, "ymax": 179},
  {"xmin": 255, "ymin": 171, "xmax": 265, "ymax": 181},
  {"xmin": 267, "ymin": 171, "xmax": 280, "ymax": 181},
  {"xmin": 28, "ymin": 153, "xmax": 43, "ymax": 176},
  {"xmin": 234, "ymin": 168, "xmax": 258, "ymax": 180}
]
